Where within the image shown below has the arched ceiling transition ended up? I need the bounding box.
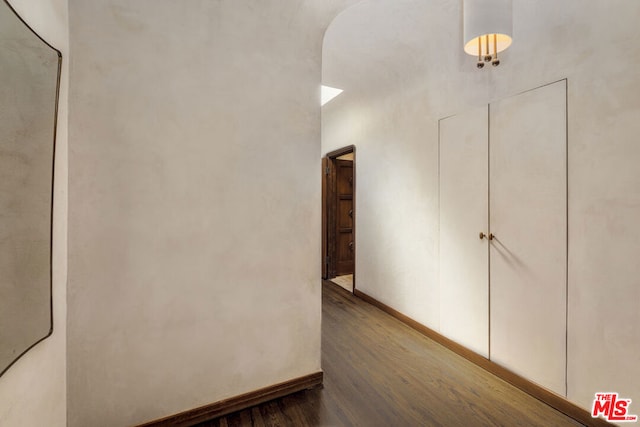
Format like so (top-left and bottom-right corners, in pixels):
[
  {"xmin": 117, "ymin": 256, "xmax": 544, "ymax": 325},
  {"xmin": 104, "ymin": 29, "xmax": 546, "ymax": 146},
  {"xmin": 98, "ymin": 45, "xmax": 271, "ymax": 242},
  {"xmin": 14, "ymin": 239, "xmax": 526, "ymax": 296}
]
[
  {"xmin": 323, "ymin": 0, "xmax": 463, "ymax": 99},
  {"xmin": 320, "ymin": 0, "xmax": 604, "ymax": 112}
]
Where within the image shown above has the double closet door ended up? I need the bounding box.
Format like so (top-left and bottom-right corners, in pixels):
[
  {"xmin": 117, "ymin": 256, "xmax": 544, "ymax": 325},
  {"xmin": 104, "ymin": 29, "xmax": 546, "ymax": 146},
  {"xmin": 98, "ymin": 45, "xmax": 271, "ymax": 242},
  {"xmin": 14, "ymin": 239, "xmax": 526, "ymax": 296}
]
[{"xmin": 439, "ymin": 80, "xmax": 567, "ymax": 395}]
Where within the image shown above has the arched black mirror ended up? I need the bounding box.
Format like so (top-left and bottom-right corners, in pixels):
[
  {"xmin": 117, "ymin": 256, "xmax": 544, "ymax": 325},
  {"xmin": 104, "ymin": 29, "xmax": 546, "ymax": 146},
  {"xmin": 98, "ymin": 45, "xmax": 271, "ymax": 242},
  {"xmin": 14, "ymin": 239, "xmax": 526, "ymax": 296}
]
[{"xmin": 0, "ymin": 0, "xmax": 61, "ymax": 377}]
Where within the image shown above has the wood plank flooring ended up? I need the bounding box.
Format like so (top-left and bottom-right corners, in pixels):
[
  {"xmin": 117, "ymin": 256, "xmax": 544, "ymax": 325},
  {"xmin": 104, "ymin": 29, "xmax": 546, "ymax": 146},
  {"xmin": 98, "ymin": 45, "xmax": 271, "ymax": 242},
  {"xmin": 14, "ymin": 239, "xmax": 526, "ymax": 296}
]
[{"xmin": 197, "ymin": 281, "xmax": 583, "ymax": 426}]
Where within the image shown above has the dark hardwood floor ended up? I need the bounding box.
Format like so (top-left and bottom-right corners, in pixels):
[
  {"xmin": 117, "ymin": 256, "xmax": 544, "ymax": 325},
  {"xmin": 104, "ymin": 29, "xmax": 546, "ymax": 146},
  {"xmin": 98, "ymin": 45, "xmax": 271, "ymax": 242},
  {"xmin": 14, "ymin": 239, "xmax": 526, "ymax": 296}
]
[{"xmin": 197, "ymin": 281, "xmax": 583, "ymax": 426}]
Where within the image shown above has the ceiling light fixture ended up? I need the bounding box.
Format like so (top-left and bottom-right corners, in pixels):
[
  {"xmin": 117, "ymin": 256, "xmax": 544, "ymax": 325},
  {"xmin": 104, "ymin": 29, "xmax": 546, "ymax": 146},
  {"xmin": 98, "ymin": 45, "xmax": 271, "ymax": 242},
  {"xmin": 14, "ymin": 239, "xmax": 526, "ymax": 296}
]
[{"xmin": 463, "ymin": 0, "xmax": 513, "ymax": 69}]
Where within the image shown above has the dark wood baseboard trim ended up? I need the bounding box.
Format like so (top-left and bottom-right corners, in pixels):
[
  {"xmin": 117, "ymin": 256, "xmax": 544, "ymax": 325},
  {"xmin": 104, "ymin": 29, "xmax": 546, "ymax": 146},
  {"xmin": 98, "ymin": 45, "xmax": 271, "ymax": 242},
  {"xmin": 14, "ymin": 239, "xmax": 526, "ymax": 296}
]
[
  {"xmin": 353, "ymin": 289, "xmax": 611, "ymax": 427},
  {"xmin": 137, "ymin": 372, "xmax": 323, "ymax": 427}
]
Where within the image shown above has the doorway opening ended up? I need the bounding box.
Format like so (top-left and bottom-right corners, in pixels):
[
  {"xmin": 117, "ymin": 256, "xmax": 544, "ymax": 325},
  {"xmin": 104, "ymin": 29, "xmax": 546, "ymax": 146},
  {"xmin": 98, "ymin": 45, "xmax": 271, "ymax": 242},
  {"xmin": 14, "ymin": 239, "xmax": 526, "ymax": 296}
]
[{"xmin": 322, "ymin": 145, "xmax": 355, "ymax": 293}]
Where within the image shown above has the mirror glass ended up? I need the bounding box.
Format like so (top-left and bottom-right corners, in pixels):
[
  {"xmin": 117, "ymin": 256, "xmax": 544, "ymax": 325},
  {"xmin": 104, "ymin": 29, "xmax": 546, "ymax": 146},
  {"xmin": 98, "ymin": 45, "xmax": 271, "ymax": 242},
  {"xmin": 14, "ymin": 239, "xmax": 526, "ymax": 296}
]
[{"xmin": 0, "ymin": 0, "xmax": 60, "ymax": 377}]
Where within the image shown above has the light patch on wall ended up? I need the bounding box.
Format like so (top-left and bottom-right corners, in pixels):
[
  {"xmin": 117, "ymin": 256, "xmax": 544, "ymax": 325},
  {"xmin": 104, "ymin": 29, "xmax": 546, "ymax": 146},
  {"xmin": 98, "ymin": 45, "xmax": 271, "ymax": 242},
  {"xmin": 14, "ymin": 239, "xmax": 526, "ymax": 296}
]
[{"xmin": 321, "ymin": 85, "xmax": 343, "ymax": 106}]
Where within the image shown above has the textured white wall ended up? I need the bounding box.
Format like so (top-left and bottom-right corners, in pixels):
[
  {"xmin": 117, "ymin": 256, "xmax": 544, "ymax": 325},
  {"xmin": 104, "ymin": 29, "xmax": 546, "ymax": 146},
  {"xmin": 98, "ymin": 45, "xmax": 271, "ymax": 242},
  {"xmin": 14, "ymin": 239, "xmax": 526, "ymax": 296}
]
[
  {"xmin": 323, "ymin": 89, "xmax": 440, "ymax": 329},
  {"xmin": 67, "ymin": 1, "xmax": 355, "ymax": 426},
  {"xmin": 323, "ymin": 0, "xmax": 640, "ymax": 415},
  {"xmin": 0, "ymin": 0, "xmax": 68, "ymax": 426}
]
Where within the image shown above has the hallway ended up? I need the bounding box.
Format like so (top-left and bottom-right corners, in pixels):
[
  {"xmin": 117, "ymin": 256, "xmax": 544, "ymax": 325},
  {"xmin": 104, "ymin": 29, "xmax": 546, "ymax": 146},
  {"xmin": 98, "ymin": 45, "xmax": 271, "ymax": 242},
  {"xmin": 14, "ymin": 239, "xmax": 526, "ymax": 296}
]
[{"xmin": 200, "ymin": 282, "xmax": 582, "ymax": 426}]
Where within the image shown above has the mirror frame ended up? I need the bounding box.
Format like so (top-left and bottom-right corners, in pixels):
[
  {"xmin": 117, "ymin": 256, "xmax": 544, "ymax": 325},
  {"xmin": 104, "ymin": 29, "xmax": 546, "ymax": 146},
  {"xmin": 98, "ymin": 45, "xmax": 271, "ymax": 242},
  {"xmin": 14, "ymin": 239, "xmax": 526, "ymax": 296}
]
[{"xmin": 0, "ymin": 0, "xmax": 62, "ymax": 378}]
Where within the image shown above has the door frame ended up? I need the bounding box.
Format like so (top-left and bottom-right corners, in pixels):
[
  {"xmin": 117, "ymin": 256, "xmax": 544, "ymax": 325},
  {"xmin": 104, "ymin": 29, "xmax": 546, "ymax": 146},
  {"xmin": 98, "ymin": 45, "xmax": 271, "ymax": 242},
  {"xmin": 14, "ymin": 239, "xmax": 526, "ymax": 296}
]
[{"xmin": 322, "ymin": 145, "xmax": 356, "ymax": 291}]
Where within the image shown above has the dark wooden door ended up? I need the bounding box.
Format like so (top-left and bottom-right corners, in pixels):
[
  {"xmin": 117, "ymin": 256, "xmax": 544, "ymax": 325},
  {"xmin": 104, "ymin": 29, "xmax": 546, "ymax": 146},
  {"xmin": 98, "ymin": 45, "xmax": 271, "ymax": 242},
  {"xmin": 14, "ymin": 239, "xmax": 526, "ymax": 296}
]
[
  {"xmin": 321, "ymin": 157, "xmax": 330, "ymax": 279},
  {"xmin": 335, "ymin": 159, "xmax": 354, "ymax": 276}
]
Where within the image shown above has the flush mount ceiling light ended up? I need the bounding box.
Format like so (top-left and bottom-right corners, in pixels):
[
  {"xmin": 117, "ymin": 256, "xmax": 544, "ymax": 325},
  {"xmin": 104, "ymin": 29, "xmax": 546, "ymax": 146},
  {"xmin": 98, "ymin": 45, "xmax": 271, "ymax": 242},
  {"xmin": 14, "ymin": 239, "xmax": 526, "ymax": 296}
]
[
  {"xmin": 321, "ymin": 85, "xmax": 343, "ymax": 106},
  {"xmin": 463, "ymin": 0, "xmax": 513, "ymax": 69}
]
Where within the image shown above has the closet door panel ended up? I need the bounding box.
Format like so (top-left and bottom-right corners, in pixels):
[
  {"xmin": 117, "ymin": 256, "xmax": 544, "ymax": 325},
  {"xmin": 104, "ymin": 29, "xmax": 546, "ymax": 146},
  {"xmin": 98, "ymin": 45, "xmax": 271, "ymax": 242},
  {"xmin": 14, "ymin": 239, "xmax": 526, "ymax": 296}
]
[
  {"xmin": 489, "ymin": 81, "xmax": 567, "ymax": 395},
  {"xmin": 439, "ymin": 106, "xmax": 489, "ymax": 357}
]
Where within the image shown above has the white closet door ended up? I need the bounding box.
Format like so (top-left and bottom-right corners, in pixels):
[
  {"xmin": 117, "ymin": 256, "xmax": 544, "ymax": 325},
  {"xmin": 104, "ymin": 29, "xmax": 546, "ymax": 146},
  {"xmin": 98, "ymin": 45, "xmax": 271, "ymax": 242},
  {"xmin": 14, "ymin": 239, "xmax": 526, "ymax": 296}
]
[
  {"xmin": 439, "ymin": 105, "xmax": 489, "ymax": 357},
  {"xmin": 489, "ymin": 80, "xmax": 567, "ymax": 395}
]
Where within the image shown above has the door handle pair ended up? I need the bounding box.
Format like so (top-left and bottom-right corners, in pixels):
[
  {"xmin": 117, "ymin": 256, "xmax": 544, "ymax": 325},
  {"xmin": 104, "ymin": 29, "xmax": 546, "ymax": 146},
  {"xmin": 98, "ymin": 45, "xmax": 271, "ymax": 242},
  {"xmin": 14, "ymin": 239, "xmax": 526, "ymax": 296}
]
[{"xmin": 479, "ymin": 232, "xmax": 495, "ymax": 241}]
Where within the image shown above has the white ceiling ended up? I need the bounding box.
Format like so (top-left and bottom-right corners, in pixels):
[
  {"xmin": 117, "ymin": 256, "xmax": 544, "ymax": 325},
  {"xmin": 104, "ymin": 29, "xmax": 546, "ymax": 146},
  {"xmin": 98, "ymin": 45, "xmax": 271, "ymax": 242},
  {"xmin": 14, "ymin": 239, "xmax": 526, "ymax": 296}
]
[
  {"xmin": 322, "ymin": 0, "xmax": 463, "ymax": 96},
  {"xmin": 320, "ymin": 0, "xmax": 619, "ymax": 109}
]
